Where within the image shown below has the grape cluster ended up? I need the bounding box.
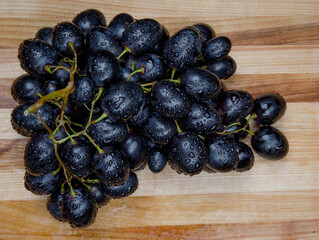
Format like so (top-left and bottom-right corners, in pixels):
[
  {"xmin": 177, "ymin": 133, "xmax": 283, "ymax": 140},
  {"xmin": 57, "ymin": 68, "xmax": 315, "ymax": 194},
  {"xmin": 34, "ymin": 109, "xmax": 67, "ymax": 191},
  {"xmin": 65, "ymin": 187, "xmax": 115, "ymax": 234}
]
[{"xmin": 11, "ymin": 9, "xmax": 289, "ymax": 228}]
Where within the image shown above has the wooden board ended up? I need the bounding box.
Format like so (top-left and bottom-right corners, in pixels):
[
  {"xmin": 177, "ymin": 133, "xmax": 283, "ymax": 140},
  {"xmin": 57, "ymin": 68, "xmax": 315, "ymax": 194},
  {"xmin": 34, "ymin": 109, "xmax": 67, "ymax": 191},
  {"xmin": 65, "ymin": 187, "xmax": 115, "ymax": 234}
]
[{"xmin": 1, "ymin": 0, "xmax": 319, "ymax": 239}]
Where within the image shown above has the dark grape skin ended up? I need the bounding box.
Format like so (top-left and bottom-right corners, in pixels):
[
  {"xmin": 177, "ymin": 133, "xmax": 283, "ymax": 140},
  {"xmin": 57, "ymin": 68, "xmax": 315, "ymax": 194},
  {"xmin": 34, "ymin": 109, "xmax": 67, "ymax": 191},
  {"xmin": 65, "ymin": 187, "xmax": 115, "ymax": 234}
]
[
  {"xmin": 87, "ymin": 50, "xmax": 121, "ymax": 88},
  {"xmin": 47, "ymin": 190, "xmax": 65, "ymax": 221},
  {"xmin": 73, "ymin": 75, "xmax": 95, "ymax": 105},
  {"xmin": 86, "ymin": 26, "xmax": 124, "ymax": 57},
  {"xmin": 104, "ymin": 171, "xmax": 138, "ymax": 199},
  {"xmin": 232, "ymin": 141, "xmax": 255, "ymax": 172},
  {"xmin": 11, "ymin": 74, "xmax": 42, "ymax": 104},
  {"xmin": 52, "ymin": 22, "xmax": 84, "ymax": 57},
  {"xmin": 127, "ymin": 99, "xmax": 150, "ymax": 128},
  {"xmin": 61, "ymin": 186, "xmax": 98, "ymax": 228},
  {"xmin": 205, "ymin": 56, "xmax": 237, "ymax": 80},
  {"xmin": 202, "ymin": 36, "xmax": 232, "ymax": 61},
  {"xmin": 206, "ymin": 136, "xmax": 238, "ymax": 172},
  {"xmin": 169, "ymin": 132, "xmax": 207, "ymax": 176},
  {"xmin": 11, "ymin": 101, "xmax": 58, "ymax": 137},
  {"xmin": 35, "ymin": 27, "xmax": 52, "ymax": 46},
  {"xmin": 148, "ymin": 147, "xmax": 168, "ymax": 173},
  {"xmin": 60, "ymin": 139, "xmax": 93, "ymax": 177},
  {"xmin": 89, "ymin": 183, "xmax": 111, "ymax": 207},
  {"xmin": 193, "ymin": 23, "xmax": 216, "ymax": 43},
  {"xmin": 18, "ymin": 38, "xmax": 59, "ymax": 77},
  {"xmin": 122, "ymin": 18, "xmax": 163, "ymax": 56},
  {"xmin": 153, "ymin": 25, "xmax": 170, "ymax": 55},
  {"xmin": 73, "ymin": 9, "xmax": 107, "ymax": 38},
  {"xmin": 24, "ymin": 171, "xmax": 64, "ymax": 195},
  {"xmin": 93, "ymin": 146, "xmax": 130, "ymax": 186},
  {"xmin": 201, "ymin": 97, "xmax": 218, "ymax": 109},
  {"xmin": 180, "ymin": 67, "xmax": 221, "ymax": 101},
  {"xmin": 86, "ymin": 117, "xmax": 127, "ymax": 147},
  {"xmin": 163, "ymin": 26, "xmax": 202, "ymax": 71},
  {"xmin": 108, "ymin": 13, "xmax": 135, "ymax": 39},
  {"xmin": 42, "ymin": 80, "xmax": 61, "ymax": 96},
  {"xmin": 251, "ymin": 126, "xmax": 289, "ymax": 160},
  {"xmin": 141, "ymin": 112, "xmax": 178, "ymax": 145},
  {"xmin": 150, "ymin": 80, "xmax": 191, "ymax": 119},
  {"xmin": 252, "ymin": 93, "xmax": 287, "ymax": 125},
  {"xmin": 119, "ymin": 131, "xmax": 146, "ymax": 170},
  {"xmin": 217, "ymin": 90, "xmax": 254, "ymax": 124},
  {"xmin": 101, "ymin": 81, "xmax": 145, "ymax": 122},
  {"xmin": 135, "ymin": 53, "xmax": 165, "ymax": 83},
  {"xmin": 180, "ymin": 102, "xmax": 221, "ymax": 136},
  {"xmin": 24, "ymin": 133, "xmax": 59, "ymax": 175}
]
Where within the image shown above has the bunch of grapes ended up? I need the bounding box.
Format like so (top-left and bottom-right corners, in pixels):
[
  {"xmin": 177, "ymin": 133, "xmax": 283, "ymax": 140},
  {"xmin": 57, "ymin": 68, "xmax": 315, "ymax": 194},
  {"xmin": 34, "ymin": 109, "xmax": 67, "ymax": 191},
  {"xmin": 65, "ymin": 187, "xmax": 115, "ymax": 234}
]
[{"xmin": 11, "ymin": 9, "xmax": 289, "ymax": 228}]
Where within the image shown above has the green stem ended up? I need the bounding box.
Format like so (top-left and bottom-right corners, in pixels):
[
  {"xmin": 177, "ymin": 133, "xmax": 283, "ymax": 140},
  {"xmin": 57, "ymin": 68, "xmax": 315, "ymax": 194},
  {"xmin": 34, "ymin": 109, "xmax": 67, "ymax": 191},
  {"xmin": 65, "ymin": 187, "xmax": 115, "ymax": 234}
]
[
  {"xmin": 142, "ymin": 86, "xmax": 152, "ymax": 93},
  {"xmin": 83, "ymin": 132, "xmax": 104, "ymax": 154},
  {"xmin": 60, "ymin": 181, "xmax": 66, "ymax": 194},
  {"xmin": 51, "ymin": 166, "xmax": 61, "ymax": 176},
  {"xmin": 225, "ymin": 122, "xmax": 241, "ymax": 131},
  {"xmin": 36, "ymin": 114, "xmax": 53, "ymax": 136},
  {"xmin": 170, "ymin": 68, "xmax": 176, "ymax": 80},
  {"xmin": 169, "ymin": 78, "xmax": 181, "ymax": 84},
  {"xmin": 174, "ymin": 120, "xmax": 183, "ymax": 134},
  {"xmin": 246, "ymin": 129, "xmax": 255, "ymax": 136},
  {"xmin": 54, "ymin": 143, "xmax": 75, "ymax": 196},
  {"xmin": 44, "ymin": 65, "xmax": 70, "ymax": 74},
  {"xmin": 83, "ymin": 103, "xmax": 91, "ymax": 111},
  {"xmin": 126, "ymin": 68, "xmax": 144, "ymax": 81},
  {"xmin": 85, "ymin": 88, "xmax": 104, "ymax": 130},
  {"xmin": 197, "ymin": 134, "xmax": 206, "ymax": 140},
  {"xmin": 117, "ymin": 47, "xmax": 130, "ymax": 60},
  {"xmin": 85, "ymin": 178, "xmax": 100, "ymax": 184},
  {"xmin": 91, "ymin": 112, "xmax": 108, "ymax": 124},
  {"xmin": 216, "ymin": 113, "xmax": 257, "ymax": 136},
  {"xmin": 140, "ymin": 81, "xmax": 157, "ymax": 87},
  {"xmin": 74, "ymin": 175, "xmax": 92, "ymax": 191}
]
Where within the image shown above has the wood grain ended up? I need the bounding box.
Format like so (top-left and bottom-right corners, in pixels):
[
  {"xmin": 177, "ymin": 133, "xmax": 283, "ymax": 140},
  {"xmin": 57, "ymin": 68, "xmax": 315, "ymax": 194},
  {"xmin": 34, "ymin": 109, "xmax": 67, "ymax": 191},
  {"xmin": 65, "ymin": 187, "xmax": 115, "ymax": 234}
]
[{"xmin": 0, "ymin": 0, "xmax": 319, "ymax": 239}]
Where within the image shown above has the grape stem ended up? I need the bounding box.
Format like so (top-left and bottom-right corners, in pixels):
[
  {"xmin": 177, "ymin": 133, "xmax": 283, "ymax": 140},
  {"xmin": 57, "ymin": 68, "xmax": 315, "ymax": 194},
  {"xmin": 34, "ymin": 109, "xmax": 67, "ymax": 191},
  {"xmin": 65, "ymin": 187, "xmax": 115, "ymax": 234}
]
[
  {"xmin": 216, "ymin": 113, "xmax": 257, "ymax": 135},
  {"xmin": 117, "ymin": 47, "xmax": 130, "ymax": 60},
  {"xmin": 83, "ymin": 132, "xmax": 104, "ymax": 154},
  {"xmin": 170, "ymin": 68, "xmax": 176, "ymax": 80},
  {"xmin": 197, "ymin": 134, "xmax": 206, "ymax": 140},
  {"xmin": 140, "ymin": 81, "xmax": 157, "ymax": 87},
  {"xmin": 126, "ymin": 67, "xmax": 144, "ymax": 81},
  {"xmin": 54, "ymin": 143, "xmax": 75, "ymax": 196},
  {"xmin": 169, "ymin": 78, "xmax": 181, "ymax": 84},
  {"xmin": 174, "ymin": 120, "xmax": 183, "ymax": 134}
]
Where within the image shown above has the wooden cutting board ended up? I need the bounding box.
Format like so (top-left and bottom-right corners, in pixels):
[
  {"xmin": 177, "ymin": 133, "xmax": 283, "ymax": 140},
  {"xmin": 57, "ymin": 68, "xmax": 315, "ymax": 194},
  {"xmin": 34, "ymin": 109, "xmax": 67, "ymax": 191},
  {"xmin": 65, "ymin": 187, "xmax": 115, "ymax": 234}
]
[{"xmin": 0, "ymin": 0, "xmax": 319, "ymax": 239}]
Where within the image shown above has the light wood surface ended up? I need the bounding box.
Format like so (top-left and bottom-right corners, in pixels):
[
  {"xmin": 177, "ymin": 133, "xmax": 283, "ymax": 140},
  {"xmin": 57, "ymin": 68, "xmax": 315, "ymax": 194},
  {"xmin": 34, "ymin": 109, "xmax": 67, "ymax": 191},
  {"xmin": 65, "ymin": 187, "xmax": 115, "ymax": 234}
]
[{"xmin": 0, "ymin": 0, "xmax": 319, "ymax": 239}]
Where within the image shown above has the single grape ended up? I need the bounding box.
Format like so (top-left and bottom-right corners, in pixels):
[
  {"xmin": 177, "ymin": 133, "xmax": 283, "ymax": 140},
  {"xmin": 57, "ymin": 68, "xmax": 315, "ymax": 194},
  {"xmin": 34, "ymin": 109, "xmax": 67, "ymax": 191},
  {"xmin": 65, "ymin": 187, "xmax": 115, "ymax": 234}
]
[
  {"xmin": 104, "ymin": 171, "xmax": 138, "ymax": 199},
  {"xmin": 252, "ymin": 93, "xmax": 287, "ymax": 125},
  {"xmin": 169, "ymin": 132, "xmax": 207, "ymax": 176},
  {"xmin": 93, "ymin": 146, "xmax": 130, "ymax": 186},
  {"xmin": 61, "ymin": 186, "xmax": 98, "ymax": 228},
  {"xmin": 73, "ymin": 9, "xmax": 107, "ymax": 38},
  {"xmin": 251, "ymin": 126, "xmax": 289, "ymax": 160},
  {"xmin": 11, "ymin": 74, "xmax": 42, "ymax": 104}
]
